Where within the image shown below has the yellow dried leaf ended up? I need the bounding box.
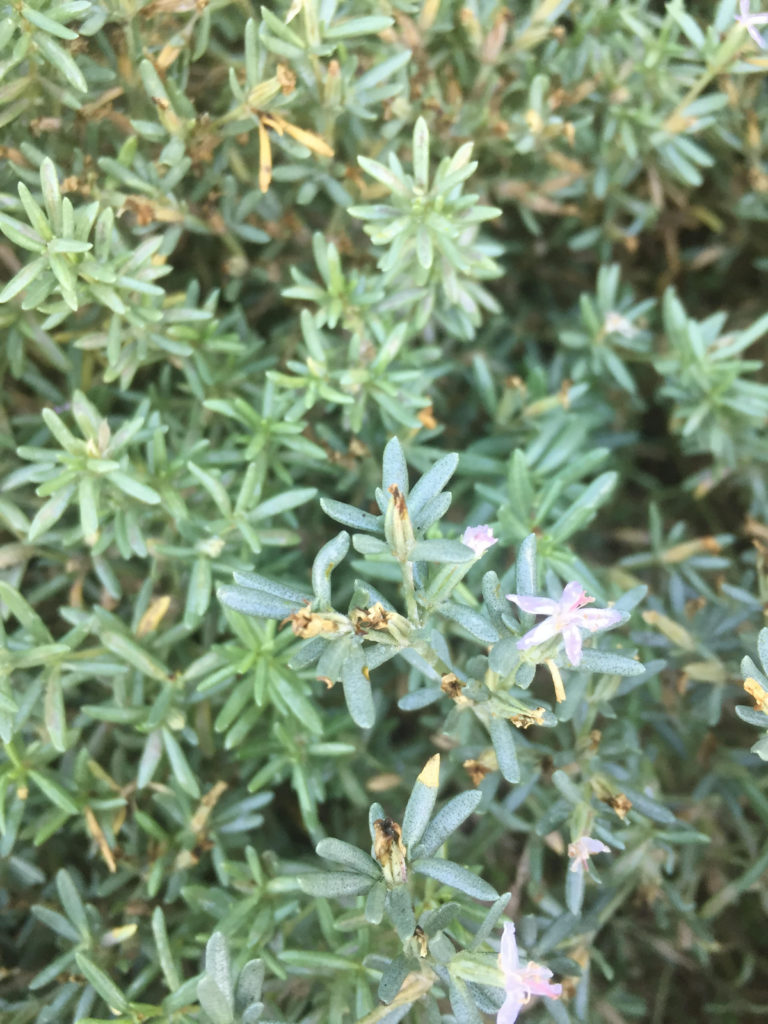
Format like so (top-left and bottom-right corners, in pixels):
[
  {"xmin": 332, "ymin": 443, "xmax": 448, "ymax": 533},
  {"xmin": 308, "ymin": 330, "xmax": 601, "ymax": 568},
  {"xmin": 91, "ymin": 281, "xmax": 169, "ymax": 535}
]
[
  {"xmin": 257, "ymin": 117, "xmax": 272, "ymax": 193},
  {"xmin": 137, "ymin": 594, "xmax": 172, "ymax": 637},
  {"xmin": 744, "ymin": 676, "xmax": 768, "ymax": 712}
]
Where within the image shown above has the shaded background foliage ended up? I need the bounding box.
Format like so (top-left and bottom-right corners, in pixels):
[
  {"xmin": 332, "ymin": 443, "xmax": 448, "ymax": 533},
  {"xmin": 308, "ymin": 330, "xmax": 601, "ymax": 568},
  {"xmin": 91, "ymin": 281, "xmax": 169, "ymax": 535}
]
[{"xmin": 1, "ymin": 0, "xmax": 768, "ymax": 1021}]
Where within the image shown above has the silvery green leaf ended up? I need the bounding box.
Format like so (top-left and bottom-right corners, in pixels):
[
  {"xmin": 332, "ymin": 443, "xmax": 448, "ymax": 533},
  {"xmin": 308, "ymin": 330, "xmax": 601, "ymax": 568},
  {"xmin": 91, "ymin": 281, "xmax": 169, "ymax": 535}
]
[
  {"xmin": 241, "ymin": 1004, "xmax": 265, "ymax": 1024},
  {"xmin": 402, "ymin": 756, "xmax": 439, "ymax": 849},
  {"xmin": 565, "ymin": 863, "xmax": 585, "ymax": 916},
  {"xmin": 203, "ymin": 932, "xmax": 232, "ymax": 1002},
  {"xmin": 481, "ymin": 570, "xmax": 507, "ymax": 627},
  {"xmin": 441, "ymin": 601, "xmax": 499, "ymax": 644},
  {"xmin": 315, "ymin": 639, "xmax": 347, "ymax": 684},
  {"xmin": 410, "ymin": 539, "xmax": 473, "ymax": 563},
  {"xmin": 341, "ymin": 644, "xmax": 375, "ymax": 728},
  {"xmin": 489, "ymin": 717, "xmax": 519, "ymax": 783},
  {"xmin": 288, "ymin": 636, "xmax": 325, "ymax": 669},
  {"xmin": 365, "ymin": 880, "xmax": 386, "ymax": 924},
  {"xmin": 366, "ymin": 644, "xmax": 398, "ymax": 669},
  {"xmin": 316, "ymin": 838, "xmax": 380, "ymax": 878},
  {"xmin": 378, "ymin": 953, "xmax": 413, "ymax": 1004},
  {"xmin": 385, "ymin": 884, "xmax": 416, "ymax": 940},
  {"xmin": 735, "ymin": 705, "xmax": 768, "ymax": 727},
  {"xmin": 412, "ymin": 116, "xmax": 430, "ymax": 191},
  {"xmin": 412, "ymin": 790, "xmax": 482, "ymax": 858},
  {"xmin": 382, "ymin": 436, "xmax": 409, "ymax": 494},
  {"xmin": 751, "ymin": 735, "xmax": 768, "ymax": 760},
  {"xmin": 235, "ymin": 960, "xmax": 265, "ymax": 1011},
  {"xmin": 298, "ymin": 871, "xmax": 375, "ymax": 897},
  {"xmin": 614, "ymin": 584, "xmax": 648, "ymax": 611},
  {"xmin": 407, "ymin": 452, "xmax": 458, "ymax": 517},
  {"xmin": 368, "ymin": 802, "xmax": 386, "ymax": 839},
  {"xmin": 421, "ymin": 901, "xmax": 460, "ymax": 935},
  {"xmin": 321, "ymin": 497, "xmax": 382, "ymax": 533},
  {"xmin": 352, "ymin": 534, "xmax": 390, "ymax": 555},
  {"xmin": 551, "ymin": 770, "xmax": 584, "ymax": 805},
  {"xmin": 448, "ymin": 976, "xmax": 483, "ymax": 1024},
  {"xmin": 412, "ymin": 858, "xmax": 498, "ymax": 901},
  {"xmin": 577, "ymin": 647, "xmax": 641, "ymax": 675},
  {"xmin": 197, "ymin": 976, "xmax": 234, "ymax": 1024},
  {"xmin": 741, "ymin": 655, "xmax": 768, "ymax": 689},
  {"xmin": 470, "ymin": 893, "xmax": 511, "ymax": 950},
  {"xmin": 312, "ymin": 530, "xmax": 350, "ymax": 606},
  {"xmin": 515, "ymin": 534, "xmax": 537, "ymax": 596},
  {"xmin": 218, "ymin": 585, "xmax": 299, "ymax": 620},
  {"xmin": 411, "ymin": 491, "xmax": 452, "ymax": 532},
  {"xmin": 489, "ymin": 636, "xmax": 519, "ymax": 675},
  {"xmin": 549, "ymin": 472, "xmax": 618, "ymax": 544},
  {"xmin": 620, "ymin": 787, "xmax": 676, "ymax": 825},
  {"xmin": 398, "ymin": 686, "xmax": 443, "ymax": 711},
  {"xmin": 759, "ymin": 628, "xmax": 768, "ymax": 673}
]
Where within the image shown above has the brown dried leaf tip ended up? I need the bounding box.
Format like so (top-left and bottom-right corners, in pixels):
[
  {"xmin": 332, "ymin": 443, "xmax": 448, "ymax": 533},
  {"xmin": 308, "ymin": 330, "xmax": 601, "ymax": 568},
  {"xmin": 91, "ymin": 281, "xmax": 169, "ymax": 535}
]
[
  {"xmin": 440, "ymin": 672, "xmax": 464, "ymax": 699},
  {"xmin": 463, "ymin": 757, "xmax": 495, "ymax": 785},
  {"xmin": 509, "ymin": 706, "xmax": 546, "ymax": 729},
  {"xmin": 744, "ymin": 676, "xmax": 768, "ymax": 712},
  {"xmin": 373, "ymin": 816, "xmax": 407, "ymax": 886},
  {"xmin": 388, "ymin": 483, "xmax": 408, "ymax": 517},
  {"xmin": 350, "ymin": 602, "xmax": 393, "ymax": 632},
  {"xmin": 607, "ymin": 793, "xmax": 632, "ymax": 820},
  {"xmin": 284, "ymin": 607, "xmax": 340, "ymax": 638}
]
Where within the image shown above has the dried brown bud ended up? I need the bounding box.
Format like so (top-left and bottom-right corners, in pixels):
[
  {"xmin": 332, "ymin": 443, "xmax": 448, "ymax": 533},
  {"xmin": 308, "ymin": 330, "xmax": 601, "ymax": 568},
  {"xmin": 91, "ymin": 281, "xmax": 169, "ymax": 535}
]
[{"xmin": 373, "ymin": 817, "xmax": 407, "ymax": 886}]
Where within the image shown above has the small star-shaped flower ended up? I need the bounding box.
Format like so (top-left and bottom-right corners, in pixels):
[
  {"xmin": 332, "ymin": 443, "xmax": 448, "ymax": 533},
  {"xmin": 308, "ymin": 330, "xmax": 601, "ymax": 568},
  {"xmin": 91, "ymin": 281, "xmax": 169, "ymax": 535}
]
[
  {"xmin": 735, "ymin": 0, "xmax": 768, "ymax": 49},
  {"xmin": 506, "ymin": 581, "xmax": 623, "ymax": 667},
  {"xmin": 568, "ymin": 835, "xmax": 611, "ymax": 873},
  {"xmin": 462, "ymin": 524, "xmax": 498, "ymax": 557},
  {"xmin": 497, "ymin": 922, "xmax": 562, "ymax": 1024}
]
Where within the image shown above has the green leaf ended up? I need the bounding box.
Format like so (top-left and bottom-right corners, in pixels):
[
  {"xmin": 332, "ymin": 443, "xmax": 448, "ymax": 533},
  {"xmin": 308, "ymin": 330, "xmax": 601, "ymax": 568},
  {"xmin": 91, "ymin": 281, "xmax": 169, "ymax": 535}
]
[
  {"xmin": 0, "ymin": 212, "xmax": 45, "ymax": 252},
  {"xmin": 401, "ymin": 755, "xmax": 439, "ymax": 849},
  {"xmin": 315, "ymin": 838, "xmax": 380, "ymax": 878},
  {"xmin": 21, "ymin": 4, "xmax": 79, "ymax": 39},
  {"xmin": 152, "ymin": 906, "xmax": 181, "ymax": 991},
  {"xmin": 577, "ymin": 647, "xmax": 639, "ymax": 675},
  {"xmin": 44, "ymin": 672, "xmax": 67, "ymax": 752},
  {"xmin": 340, "ymin": 644, "xmax": 375, "ymax": 728},
  {"xmin": 0, "ymin": 256, "xmax": 48, "ymax": 302},
  {"xmin": 29, "ymin": 770, "xmax": 79, "ymax": 815},
  {"xmin": 413, "ymin": 857, "xmax": 498, "ymax": 901},
  {"xmin": 56, "ymin": 868, "xmax": 90, "ymax": 938},
  {"xmin": 162, "ymin": 727, "xmax": 200, "ymax": 797},
  {"xmin": 108, "ymin": 470, "xmax": 162, "ymax": 505},
  {"xmin": 320, "ymin": 497, "xmax": 382, "ymax": 533},
  {"xmin": 298, "ymin": 871, "xmax": 375, "ymax": 897},
  {"xmin": 75, "ymin": 953, "xmax": 129, "ymax": 1013},
  {"xmin": 412, "ymin": 116, "xmax": 429, "ymax": 191},
  {"xmin": 311, "ymin": 530, "xmax": 350, "ymax": 606},
  {"xmin": 323, "ymin": 15, "xmax": 393, "ymax": 39},
  {"xmin": 101, "ymin": 630, "xmax": 170, "ymax": 682},
  {"xmin": 218, "ymin": 583, "xmax": 301, "ymax": 620},
  {"xmin": 251, "ymin": 486, "xmax": 317, "ymax": 520},
  {"xmin": 413, "ymin": 790, "xmax": 483, "ymax": 858},
  {"xmin": 489, "ymin": 716, "xmax": 520, "ymax": 783},
  {"xmin": 410, "ymin": 539, "xmax": 473, "ymax": 563}
]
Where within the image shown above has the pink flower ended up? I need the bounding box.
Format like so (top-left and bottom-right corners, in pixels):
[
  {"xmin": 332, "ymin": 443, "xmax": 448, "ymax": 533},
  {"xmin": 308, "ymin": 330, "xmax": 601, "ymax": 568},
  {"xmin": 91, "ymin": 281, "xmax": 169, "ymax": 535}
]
[
  {"xmin": 498, "ymin": 922, "xmax": 562, "ymax": 1024},
  {"xmin": 506, "ymin": 581, "xmax": 623, "ymax": 667},
  {"xmin": 568, "ymin": 836, "xmax": 611, "ymax": 873},
  {"xmin": 735, "ymin": 0, "xmax": 768, "ymax": 48},
  {"xmin": 462, "ymin": 524, "xmax": 497, "ymax": 557}
]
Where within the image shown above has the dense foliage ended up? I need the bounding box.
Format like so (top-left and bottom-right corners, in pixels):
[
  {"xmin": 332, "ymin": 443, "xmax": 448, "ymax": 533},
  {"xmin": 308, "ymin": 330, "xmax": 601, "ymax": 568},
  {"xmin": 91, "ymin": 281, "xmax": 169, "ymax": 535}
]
[{"xmin": 1, "ymin": 1, "xmax": 767, "ymax": 1022}]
